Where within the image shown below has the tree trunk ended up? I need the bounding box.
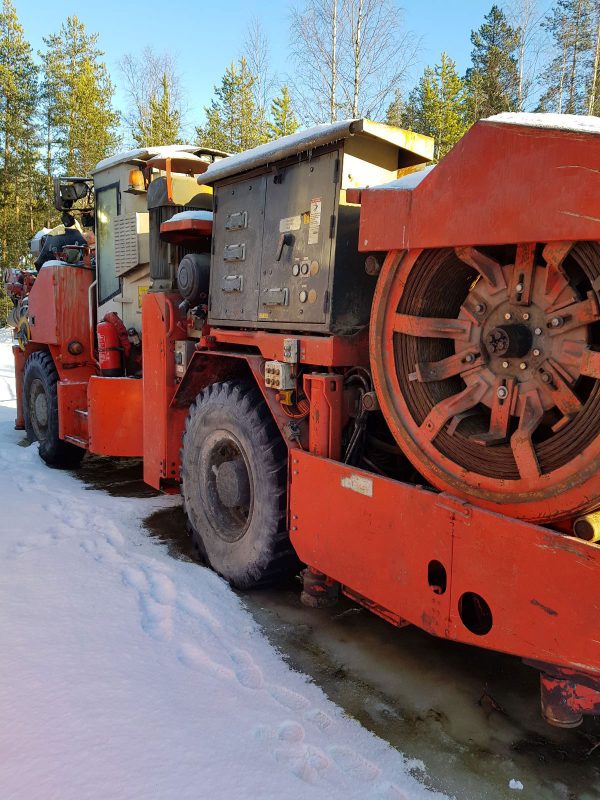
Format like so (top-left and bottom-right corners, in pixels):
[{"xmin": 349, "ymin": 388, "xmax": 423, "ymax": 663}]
[
  {"xmin": 589, "ymin": 13, "xmax": 600, "ymax": 114},
  {"xmin": 330, "ymin": 0, "xmax": 337, "ymax": 123},
  {"xmin": 352, "ymin": 0, "xmax": 364, "ymax": 117}
]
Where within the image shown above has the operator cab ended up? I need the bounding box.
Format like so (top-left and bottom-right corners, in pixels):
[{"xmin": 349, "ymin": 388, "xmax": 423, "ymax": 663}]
[{"xmin": 91, "ymin": 146, "xmax": 227, "ymax": 336}]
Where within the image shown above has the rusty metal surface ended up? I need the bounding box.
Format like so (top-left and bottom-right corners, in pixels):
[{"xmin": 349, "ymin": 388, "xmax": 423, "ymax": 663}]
[
  {"xmin": 370, "ymin": 245, "xmax": 600, "ymax": 524},
  {"xmin": 289, "ymin": 449, "xmax": 600, "ymax": 675}
]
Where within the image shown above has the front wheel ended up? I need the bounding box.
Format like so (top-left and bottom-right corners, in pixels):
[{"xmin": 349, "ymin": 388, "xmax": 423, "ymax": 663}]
[
  {"xmin": 181, "ymin": 381, "xmax": 298, "ymax": 588},
  {"xmin": 23, "ymin": 351, "xmax": 84, "ymax": 468}
]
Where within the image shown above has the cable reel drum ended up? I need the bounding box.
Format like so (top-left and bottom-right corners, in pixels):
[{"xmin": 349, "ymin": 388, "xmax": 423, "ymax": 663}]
[{"xmin": 371, "ymin": 241, "xmax": 600, "ymax": 524}]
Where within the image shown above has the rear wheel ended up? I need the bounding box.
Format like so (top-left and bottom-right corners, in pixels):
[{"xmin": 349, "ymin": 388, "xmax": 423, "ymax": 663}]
[
  {"xmin": 23, "ymin": 351, "xmax": 84, "ymax": 468},
  {"xmin": 181, "ymin": 381, "xmax": 297, "ymax": 588}
]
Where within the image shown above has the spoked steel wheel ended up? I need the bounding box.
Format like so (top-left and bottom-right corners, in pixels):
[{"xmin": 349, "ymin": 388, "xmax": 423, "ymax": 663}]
[{"xmin": 371, "ymin": 241, "xmax": 600, "ymax": 523}]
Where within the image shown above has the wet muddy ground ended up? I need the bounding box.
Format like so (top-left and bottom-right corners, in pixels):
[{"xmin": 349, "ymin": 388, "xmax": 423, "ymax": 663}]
[{"xmin": 82, "ymin": 455, "xmax": 600, "ymax": 800}]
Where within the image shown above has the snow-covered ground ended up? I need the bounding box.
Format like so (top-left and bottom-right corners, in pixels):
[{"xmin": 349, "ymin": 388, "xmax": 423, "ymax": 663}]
[{"xmin": 0, "ymin": 328, "xmax": 448, "ymax": 800}]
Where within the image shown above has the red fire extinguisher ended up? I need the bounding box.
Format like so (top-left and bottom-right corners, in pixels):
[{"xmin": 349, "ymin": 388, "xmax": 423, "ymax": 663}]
[{"xmin": 97, "ymin": 319, "xmax": 123, "ymax": 377}]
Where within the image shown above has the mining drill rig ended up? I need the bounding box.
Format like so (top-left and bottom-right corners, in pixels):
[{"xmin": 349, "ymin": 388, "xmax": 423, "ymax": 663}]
[{"xmin": 9, "ymin": 115, "xmax": 600, "ymax": 728}]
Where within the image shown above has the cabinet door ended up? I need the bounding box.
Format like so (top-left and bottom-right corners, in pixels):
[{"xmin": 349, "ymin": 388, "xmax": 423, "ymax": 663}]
[
  {"xmin": 259, "ymin": 152, "xmax": 338, "ymax": 327},
  {"xmin": 209, "ymin": 175, "xmax": 266, "ymax": 323}
]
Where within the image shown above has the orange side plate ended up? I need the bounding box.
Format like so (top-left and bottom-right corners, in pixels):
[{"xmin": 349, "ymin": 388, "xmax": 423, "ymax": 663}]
[
  {"xmin": 289, "ymin": 449, "xmax": 600, "ymax": 675},
  {"xmin": 87, "ymin": 376, "xmax": 143, "ymax": 457}
]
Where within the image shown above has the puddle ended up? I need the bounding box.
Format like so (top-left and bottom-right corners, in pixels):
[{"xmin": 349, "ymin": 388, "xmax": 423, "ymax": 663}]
[
  {"xmin": 79, "ymin": 455, "xmax": 159, "ymax": 498},
  {"xmin": 78, "ymin": 456, "xmax": 600, "ymax": 800}
]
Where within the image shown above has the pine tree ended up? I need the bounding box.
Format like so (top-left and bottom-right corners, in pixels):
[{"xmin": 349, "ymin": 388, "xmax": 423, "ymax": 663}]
[
  {"xmin": 267, "ymin": 86, "xmax": 299, "ymax": 139},
  {"xmin": 402, "ymin": 53, "xmax": 469, "ymax": 161},
  {"xmin": 465, "ymin": 5, "xmax": 520, "ymax": 121},
  {"xmin": 40, "ymin": 16, "xmax": 119, "ymax": 184},
  {"xmin": 0, "ymin": 0, "xmax": 43, "ymax": 270},
  {"xmin": 133, "ymin": 73, "xmax": 183, "ymax": 146},
  {"xmin": 196, "ymin": 58, "xmax": 262, "ymax": 153},
  {"xmin": 538, "ymin": 0, "xmax": 597, "ymax": 114},
  {"xmin": 385, "ymin": 89, "xmax": 405, "ymax": 128}
]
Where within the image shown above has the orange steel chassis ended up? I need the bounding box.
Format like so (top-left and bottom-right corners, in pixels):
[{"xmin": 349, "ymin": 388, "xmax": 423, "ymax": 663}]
[{"xmin": 13, "ymin": 118, "xmax": 600, "ymax": 726}]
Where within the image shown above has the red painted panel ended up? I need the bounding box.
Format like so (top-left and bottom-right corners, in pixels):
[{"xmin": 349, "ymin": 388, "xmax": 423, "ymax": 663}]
[
  {"xmin": 359, "ymin": 121, "xmax": 600, "ymax": 251},
  {"xmin": 88, "ymin": 376, "xmax": 143, "ymax": 456},
  {"xmin": 142, "ymin": 292, "xmax": 188, "ymax": 489},
  {"xmin": 289, "ymin": 449, "xmax": 600, "ymax": 674}
]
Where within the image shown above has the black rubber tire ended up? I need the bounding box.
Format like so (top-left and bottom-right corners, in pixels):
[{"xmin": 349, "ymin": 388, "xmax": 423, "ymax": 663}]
[
  {"xmin": 23, "ymin": 351, "xmax": 84, "ymax": 469},
  {"xmin": 181, "ymin": 381, "xmax": 298, "ymax": 589}
]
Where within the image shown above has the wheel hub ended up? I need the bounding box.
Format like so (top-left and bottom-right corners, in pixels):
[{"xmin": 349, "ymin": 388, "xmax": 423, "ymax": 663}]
[
  {"xmin": 216, "ymin": 458, "xmax": 250, "ymax": 509},
  {"xmin": 485, "ymin": 323, "xmax": 532, "ymax": 358}
]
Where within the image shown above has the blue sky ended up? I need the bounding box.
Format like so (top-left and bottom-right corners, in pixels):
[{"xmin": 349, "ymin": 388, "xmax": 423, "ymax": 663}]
[{"xmin": 15, "ymin": 0, "xmax": 502, "ymax": 135}]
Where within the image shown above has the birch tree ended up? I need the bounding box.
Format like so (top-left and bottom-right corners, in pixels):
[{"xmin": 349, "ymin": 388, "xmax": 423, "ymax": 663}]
[{"xmin": 120, "ymin": 47, "xmax": 185, "ymax": 146}]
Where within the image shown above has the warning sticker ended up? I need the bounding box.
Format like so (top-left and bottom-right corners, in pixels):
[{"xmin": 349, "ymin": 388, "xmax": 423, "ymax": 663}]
[
  {"xmin": 308, "ymin": 197, "xmax": 322, "ymax": 245},
  {"xmin": 279, "ymin": 215, "xmax": 301, "ymax": 233},
  {"xmin": 341, "ymin": 473, "xmax": 373, "ymax": 497}
]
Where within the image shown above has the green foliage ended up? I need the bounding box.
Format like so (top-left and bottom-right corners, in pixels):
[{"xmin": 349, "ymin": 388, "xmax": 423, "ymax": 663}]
[
  {"xmin": 0, "ymin": 0, "xmax": 44, "ymax": 270},
  {"xmin": 268, "ymin": 86, "xmax": 299, "ymax": 138},
  {"xmin": 465, "ymin": 5, "xmax": 520, "ymax": 121},
  {"xmin": 401, "ymin": 53, "xmax": 470, "ymax": 161},
  {"xmin": 196, "ymin": 58, "xmax": 263, "ymax": 153},
  {"xmin": 133, "ymin": 73, "xmax": 183, "ymax": 146},
  {"xmin": 40, "ymin": 16, "xmax": 120, "ymax": 178},
  {"xmin": 537, "ymin": 0, "xmax": 597, "ymax": 114}
]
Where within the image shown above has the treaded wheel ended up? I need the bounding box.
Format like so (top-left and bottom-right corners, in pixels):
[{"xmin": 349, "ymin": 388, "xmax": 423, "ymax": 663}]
[
  {"xmin": 23, "ymin": 351, "xmax": 85, "ymax": 468},
  {"xmin": 181, "ymin": 380, "xmax": 298, "ymax": 588}
]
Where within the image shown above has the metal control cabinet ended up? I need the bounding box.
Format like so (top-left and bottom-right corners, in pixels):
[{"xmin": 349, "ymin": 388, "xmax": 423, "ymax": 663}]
[
  {"xmin": 209, "ymin": 145, "xmax": 371, "ymax": 334},
  {"xmin": 203, "ymin": 119, "xmax": 435, "ymax": 335}
]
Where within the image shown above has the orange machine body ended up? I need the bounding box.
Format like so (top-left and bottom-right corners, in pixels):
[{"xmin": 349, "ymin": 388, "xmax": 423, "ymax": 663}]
[{"xmin": 13, "ymin": 118, "xmax": 600, "ymax": 727}]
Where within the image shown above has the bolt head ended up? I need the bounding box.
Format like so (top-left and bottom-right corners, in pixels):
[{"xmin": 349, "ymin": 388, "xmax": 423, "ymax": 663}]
[
  {"xmin": 502, "ymin": 361, "xmax": 509, "ymax": 368},
  {"xmin": 519, "ymin": 362, "xmax": 527, "ymax": 370},
  {"xmin": 551, "ymin": 316, "xmax": 562, "ymax": 328},
  {"xmin": 541, "ymin": 373, "xmax": 551, "ymax": 383},
  {"xmin": 497, "ymin": 386, "xmax": 508, "ymax": 399},
  {"xmin": 504, "ymin": 312, "xmax": 512, "ymax": 320},
  {"xmin": 522, "ymin": 312, "xmax": 530, "ymax": 321},
  {"xmin": 475, "ymin": 303, "xmax": 486, "ymax": 315},
  {"xmin": 533, "ymin": 348, "xmax": 540, "ymax": 356},
  {"xmin": 465, "ymin": 353, "xmax": 475, "ymax": 363},
  {"xmin": 516, "ymin": 283, "xmax": 524, "ymax": 293},
  {"xmin": 534, "ymin": 327, "xmax": 542, "ymax": 335}
]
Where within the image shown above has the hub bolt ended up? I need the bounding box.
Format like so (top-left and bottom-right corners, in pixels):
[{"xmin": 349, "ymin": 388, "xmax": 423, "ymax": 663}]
[
  {"xmin": 520, "ymin": 362, "xmax": 527, "ymax": 370},
  {"xmin": 550, "ymin": 316, "xmax": 563, "ymax": 328},
  {"xmin": 465, "ymin": 353, "xmax": 475, "ymax": 363},
  {"xmin": 502, "ymin": 361, "xmax": 509, "ymax": 368},
  {"xmin": 504, "ymin": 312, "xmax": 512, "ymax": 320},
  {"xmin": 516, "ymin": 283, "xmax": 524, "ymax": 293},
  {"xmin": 475, "ymin": 303, "xmax": 486, "ymax": 315},
  {"xmin": 497, "ymin": 386, "xmax": 509, "ymax": 400},
  {"xmin": 522, "ymin": 312, "xmax": 530, "ymax": 321},
  {"xmin": 533, "ymin": 348, "xmax": 540, "ymax": 357},
  {"xmin": 541, "ymin": 372, "xmax": 551, "ymax": 383},
  {"xmin": 534, "ymin": 327, "xmax": 542, "ymax": 335}
]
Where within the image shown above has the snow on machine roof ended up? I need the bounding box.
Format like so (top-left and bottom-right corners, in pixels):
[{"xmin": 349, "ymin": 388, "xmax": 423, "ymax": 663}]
[
  {"xmin": 484, "ymin": 112, "xmax": 600, "ymax": 135},
  {"xmin": 93, "ymin": 145, "xmax": 229, "ymax": 174},
  {"xmin": 197, "ymin": 118, "xmax": 434, "ymax": 185}
]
